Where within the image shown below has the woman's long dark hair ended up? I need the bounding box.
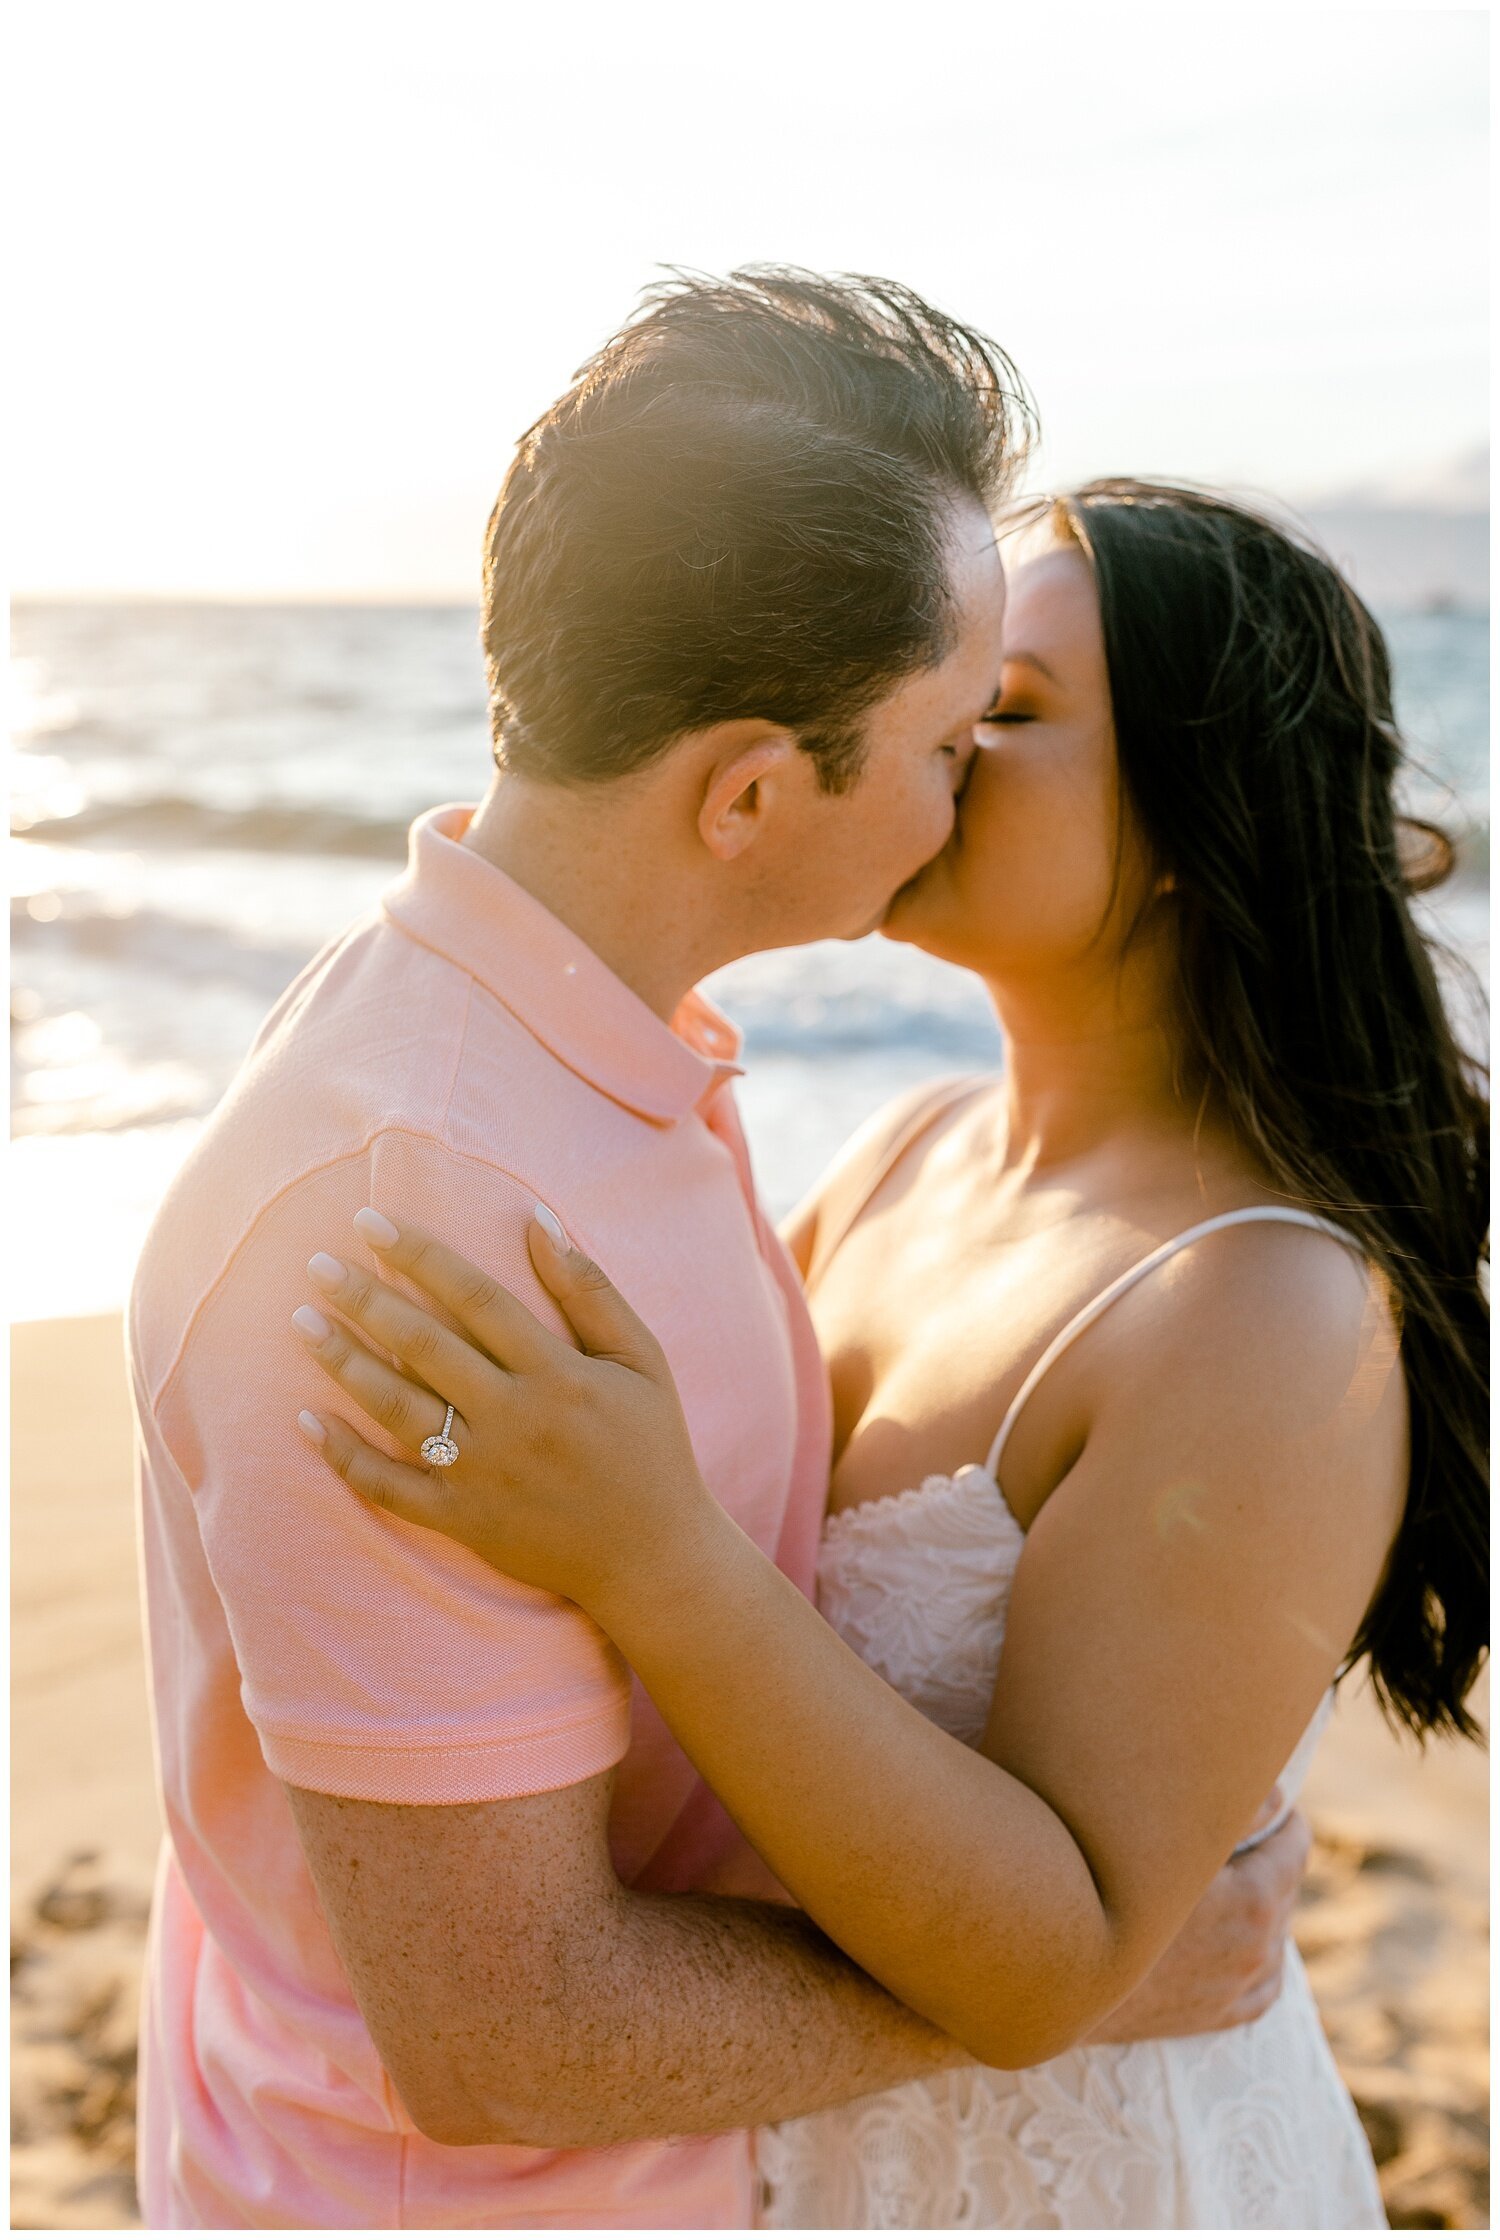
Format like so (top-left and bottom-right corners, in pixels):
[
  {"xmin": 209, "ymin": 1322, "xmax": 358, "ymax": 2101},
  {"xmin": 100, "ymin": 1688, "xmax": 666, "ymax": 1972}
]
[{"xmin": 1055, "ymin": 479, "xmax": 1487, "ymax": 1742}]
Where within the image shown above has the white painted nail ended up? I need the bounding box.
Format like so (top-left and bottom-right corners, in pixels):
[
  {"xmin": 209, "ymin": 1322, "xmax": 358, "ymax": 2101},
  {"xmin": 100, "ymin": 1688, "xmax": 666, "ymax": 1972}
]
[
  {"xmin": 533, "ymin": 1202, "xmax": 570, "ymax": 1251},
  {"xmin": 297, "ymin": 1410, "xmax": 327, "ymax": 1444},
  {"xmin": 292, "ymin": 1304, "xmax": 332, "ymax": 1341},
  {"xmin": 353, "ymin": 1207, "xmax": 399, "ymax": 1249}
]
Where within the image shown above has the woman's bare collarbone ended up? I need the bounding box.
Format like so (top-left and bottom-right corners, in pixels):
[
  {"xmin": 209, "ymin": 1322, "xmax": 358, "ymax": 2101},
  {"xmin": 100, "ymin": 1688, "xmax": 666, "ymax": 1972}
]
[{"xmin": 813, "ymin": 1092, "xmax": 1277, "ymax": 1529}]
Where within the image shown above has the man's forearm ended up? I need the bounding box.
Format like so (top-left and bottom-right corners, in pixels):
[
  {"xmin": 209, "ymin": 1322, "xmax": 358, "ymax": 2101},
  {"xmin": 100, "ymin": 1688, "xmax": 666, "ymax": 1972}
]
[
  {"xmin": 429, "ymin": 1886, "xmax": 962, "ymax": 2149},
  {"xmin": 287, "ymin": 1778, "xmax": 962, "ymax": 2154}
]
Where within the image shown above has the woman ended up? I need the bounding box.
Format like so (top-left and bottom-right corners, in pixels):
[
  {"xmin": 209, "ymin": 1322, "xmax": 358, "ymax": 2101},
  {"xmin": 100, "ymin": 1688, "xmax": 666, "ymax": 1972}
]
[{"xmin": 293, "ymin": 484, "xmax": 1488, "ymax": 2227}]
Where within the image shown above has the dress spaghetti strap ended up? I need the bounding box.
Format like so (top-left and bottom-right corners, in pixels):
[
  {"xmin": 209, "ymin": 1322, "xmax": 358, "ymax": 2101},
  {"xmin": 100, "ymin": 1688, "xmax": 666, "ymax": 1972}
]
[{"xmin": 984, "ymin": 1206, "xmax": 1367, "ymax": 1484}]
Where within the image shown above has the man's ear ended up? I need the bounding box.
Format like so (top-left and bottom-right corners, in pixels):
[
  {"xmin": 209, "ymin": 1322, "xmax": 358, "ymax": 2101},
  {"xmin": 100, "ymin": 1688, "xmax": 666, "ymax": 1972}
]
[{"xmin": 695, "ymin": 725, "xmax": 802, "ymax": 863}]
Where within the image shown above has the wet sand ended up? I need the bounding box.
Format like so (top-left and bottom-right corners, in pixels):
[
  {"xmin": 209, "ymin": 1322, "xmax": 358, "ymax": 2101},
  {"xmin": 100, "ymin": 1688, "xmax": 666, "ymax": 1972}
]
[{"xmin": 10, "ymin": 1312, "xmax": 1489, "ymax": 2229}]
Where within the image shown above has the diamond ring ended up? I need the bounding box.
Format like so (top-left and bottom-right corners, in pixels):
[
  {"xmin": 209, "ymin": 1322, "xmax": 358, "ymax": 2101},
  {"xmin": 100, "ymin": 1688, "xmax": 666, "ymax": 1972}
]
[{"xmin": 421, "ymin": 1404, "xmax": 460, "ymax": 1469}]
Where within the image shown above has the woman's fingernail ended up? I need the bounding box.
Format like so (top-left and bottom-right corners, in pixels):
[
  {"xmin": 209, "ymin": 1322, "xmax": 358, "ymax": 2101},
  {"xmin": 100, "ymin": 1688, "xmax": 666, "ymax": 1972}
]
[
  {"xmin": 353, "ymin": 1207, "xmax": 399, "ymax": 1249},
  {"xmin": 297, "ymin": 1410, "xmax": 327, "ymax": 1445},
  {"xmin": 292, "ymin": 1304, "xmax": 332, "ymax": 1341},
  {"xmin": 534, "ymin": 1201, "xmax": 570, "ymax": 1251},
  {"xmin": 535, "ymin": 1200, "xmax": 570, "ymax": 1254},
  {"xmin": 308, "ymin": 1253, "xmax": 346, "ymax": 1289}
]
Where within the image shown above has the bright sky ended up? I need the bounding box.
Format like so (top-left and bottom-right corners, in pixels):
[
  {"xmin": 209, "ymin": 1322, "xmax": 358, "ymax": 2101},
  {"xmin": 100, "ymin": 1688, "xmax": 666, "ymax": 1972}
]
[{"xmin": 11, "ymin": 2, "xmax": 1488, "ymax": 596}]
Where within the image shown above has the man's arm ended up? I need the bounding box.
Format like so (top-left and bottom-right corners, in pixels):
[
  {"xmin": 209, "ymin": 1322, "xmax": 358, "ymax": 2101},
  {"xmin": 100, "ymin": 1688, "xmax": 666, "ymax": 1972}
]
[
  {"xmin": 286, "ymin": 1771, "xmax": 960, "ymax": 2150},
  {"xmin": 288, "ymin": 1771, "xmax": 1311, "ymax": 2150}
]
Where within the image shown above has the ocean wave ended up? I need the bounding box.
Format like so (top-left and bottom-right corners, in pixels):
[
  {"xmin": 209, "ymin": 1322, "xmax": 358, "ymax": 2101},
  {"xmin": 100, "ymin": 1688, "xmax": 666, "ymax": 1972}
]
[
  {"xmin": 17, "ymin": 798, "xmax": 411, "ymax": 859},
  {"xmin": 10, "ymin": 896, "xmax": 315, "ymax": 994}
]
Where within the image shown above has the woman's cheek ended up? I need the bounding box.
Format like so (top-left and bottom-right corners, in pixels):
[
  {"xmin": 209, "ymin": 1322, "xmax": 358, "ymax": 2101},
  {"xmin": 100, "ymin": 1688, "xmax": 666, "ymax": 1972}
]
[{"xmin": 955, "ymin": 757, "xmax": 1014, "ymax": 872}]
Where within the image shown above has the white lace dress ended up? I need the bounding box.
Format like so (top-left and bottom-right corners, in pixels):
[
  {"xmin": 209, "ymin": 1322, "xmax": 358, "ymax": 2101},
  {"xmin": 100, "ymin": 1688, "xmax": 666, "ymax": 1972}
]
[{"xmin": 755, "ymin": 1210, "xmax": 1388, "ymax": 2230}]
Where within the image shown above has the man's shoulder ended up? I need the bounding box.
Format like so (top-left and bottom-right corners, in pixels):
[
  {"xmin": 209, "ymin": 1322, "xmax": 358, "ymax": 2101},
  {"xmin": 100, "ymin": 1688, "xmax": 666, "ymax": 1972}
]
[
  {"xmin": 129, "ymin": 920, "xmax": 544, "ymax": 1415},
  {"xmin": 133, "ymin": 1116, "xmax": 552, "ymax": 1422}
]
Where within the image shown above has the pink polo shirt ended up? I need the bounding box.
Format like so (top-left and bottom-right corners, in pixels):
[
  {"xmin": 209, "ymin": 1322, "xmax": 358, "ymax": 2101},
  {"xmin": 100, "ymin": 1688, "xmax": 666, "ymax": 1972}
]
[{"xmin": 128, "ymin": 805, "xmax": 832, "ymax": 2229}]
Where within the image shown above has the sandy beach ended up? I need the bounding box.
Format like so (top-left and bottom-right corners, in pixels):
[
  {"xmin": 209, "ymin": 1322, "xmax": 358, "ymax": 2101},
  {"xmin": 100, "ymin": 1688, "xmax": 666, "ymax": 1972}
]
[{"xmin": 11, "ymin": 1311, "xmax": 1489, "ymax": 2231}]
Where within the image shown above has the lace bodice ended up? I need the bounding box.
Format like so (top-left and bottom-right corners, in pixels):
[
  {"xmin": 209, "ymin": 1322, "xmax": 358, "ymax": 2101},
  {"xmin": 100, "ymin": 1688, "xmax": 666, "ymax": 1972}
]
[{"xmin": 818, "ymin": 1466, "xmax": 1024, "ymax": 1748}]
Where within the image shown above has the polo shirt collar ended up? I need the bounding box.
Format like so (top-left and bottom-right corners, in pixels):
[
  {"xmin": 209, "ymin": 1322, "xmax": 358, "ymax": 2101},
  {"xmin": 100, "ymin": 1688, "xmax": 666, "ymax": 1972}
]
[{"xmin": 381, "ymin": 805, "xmax": 742, "ymax": 1124}]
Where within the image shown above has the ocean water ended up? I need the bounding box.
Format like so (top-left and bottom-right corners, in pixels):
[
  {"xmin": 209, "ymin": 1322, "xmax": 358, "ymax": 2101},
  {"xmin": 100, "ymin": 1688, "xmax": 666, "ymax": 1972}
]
[{"xmin": 9, "ymin": 601, "xmax": 1490, "ymax": 1321}]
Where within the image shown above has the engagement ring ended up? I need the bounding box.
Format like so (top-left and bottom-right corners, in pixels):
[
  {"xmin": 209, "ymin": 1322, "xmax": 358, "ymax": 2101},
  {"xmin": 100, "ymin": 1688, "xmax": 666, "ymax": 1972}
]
[{"xmin": 421, "ymin": 1404, "xmax": 460, "ymax": 1468}]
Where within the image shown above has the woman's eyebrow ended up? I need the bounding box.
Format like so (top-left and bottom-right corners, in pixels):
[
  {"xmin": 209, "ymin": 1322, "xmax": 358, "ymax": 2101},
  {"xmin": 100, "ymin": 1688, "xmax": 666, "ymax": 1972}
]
[{"xmin": 1001, "ymin": 650, "xmax": 1058, "ymax": 683}]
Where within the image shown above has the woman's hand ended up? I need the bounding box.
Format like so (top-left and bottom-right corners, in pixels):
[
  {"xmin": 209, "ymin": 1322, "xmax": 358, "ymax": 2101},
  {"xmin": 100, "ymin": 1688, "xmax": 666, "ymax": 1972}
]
[{"xmin": 292, "ymin": 1203, "xmax": 720, "ymax": 1615}]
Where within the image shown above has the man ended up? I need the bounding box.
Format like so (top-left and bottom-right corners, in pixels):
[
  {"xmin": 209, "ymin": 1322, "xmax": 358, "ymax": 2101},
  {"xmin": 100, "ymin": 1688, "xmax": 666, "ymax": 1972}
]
[{"xmin": 129, "ymin": 269, "xmax": 1306, "ymax": 2228}]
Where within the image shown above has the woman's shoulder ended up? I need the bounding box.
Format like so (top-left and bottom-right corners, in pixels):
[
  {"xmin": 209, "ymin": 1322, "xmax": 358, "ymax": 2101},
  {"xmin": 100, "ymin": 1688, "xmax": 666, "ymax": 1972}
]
[
  {"xmin": 781, "ymin": 1073, "xmax": 996, "ymax": 1281},
  {"xmin": 1147, "ymin": 1205, "xmax": 1386, "ymax": 1334},
  {"xmin": 1077, "ymin": 1135, "xmax": 1387, "ymax": 1356},
  {"xmin": 1088, "ymin": 1204, "xmax": 1406, "ymax": 1475}
]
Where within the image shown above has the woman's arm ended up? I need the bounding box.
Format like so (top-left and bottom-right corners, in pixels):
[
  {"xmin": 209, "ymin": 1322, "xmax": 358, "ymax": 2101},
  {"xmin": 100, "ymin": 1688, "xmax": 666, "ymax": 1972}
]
[{"xmin": 295, "ymin": 1210, "xmax": 1404, "ymax": 2067}]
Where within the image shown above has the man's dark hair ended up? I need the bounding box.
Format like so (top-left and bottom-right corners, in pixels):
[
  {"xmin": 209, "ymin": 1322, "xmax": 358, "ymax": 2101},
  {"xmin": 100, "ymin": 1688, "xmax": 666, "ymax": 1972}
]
[{"xmin": 481, "ymin": 267, "xmax": 1033, "ymax": 792}]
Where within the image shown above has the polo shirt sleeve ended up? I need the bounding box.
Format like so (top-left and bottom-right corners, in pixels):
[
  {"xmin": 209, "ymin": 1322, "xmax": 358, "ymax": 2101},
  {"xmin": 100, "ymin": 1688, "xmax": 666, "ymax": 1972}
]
[{"xmin": 155, "ymin": 1130, "xmax": 633, "ymax": 1804}]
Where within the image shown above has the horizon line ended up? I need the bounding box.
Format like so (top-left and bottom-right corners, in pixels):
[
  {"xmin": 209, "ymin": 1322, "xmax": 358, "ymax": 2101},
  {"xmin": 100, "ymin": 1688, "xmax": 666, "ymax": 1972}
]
[{"xmin": 12, "ymin": 587, "xmax": 485, "ymax": 608}]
